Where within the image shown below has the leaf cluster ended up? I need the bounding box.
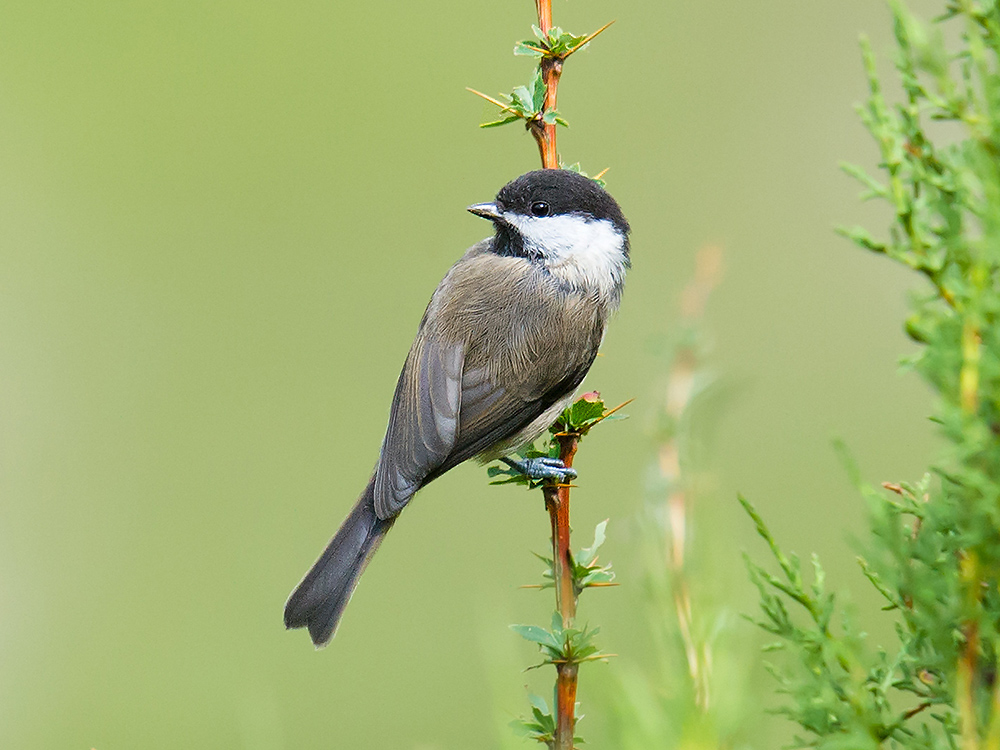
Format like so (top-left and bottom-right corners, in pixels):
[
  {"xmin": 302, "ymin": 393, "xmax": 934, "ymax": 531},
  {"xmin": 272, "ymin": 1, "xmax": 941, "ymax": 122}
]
[
  {"xmin": 469, "ymin": 19, "xmax": 613, "ymax": 179},
  {"xmin": 476, "ymin": 68, "xmax": 569, "ymax": 130},
  {"xmin": 514, "ymin": 24, "xmax": 607, "ymax": 59},
  {"xmin": 510, "ymin": 692, "xmax": 584, "ymax": 749},
  {"xmin": 512, "ymin": 611, "xmax": 610, "ymax": 671},
  {"xmin": 530, "ymin": 520, "xmax": 617, "ymax": 594},
  {"xmin": 552, "ymin": 392, "xmax": 631, "ymax": 436}
]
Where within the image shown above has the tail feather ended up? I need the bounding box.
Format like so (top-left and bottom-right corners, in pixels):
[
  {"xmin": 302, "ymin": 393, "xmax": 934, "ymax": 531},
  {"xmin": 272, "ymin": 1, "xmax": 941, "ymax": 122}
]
[{"xmin": 284, "ymin": 479, "xmax": 392, "ymax": 646}]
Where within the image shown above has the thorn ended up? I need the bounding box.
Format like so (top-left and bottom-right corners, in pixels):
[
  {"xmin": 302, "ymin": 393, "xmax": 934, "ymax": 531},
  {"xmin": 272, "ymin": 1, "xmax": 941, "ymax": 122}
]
[
  {"xmin": 519, "ymin": 42, "xmax": 550, "ymax": 55},
  {"xmin": 563, "ymin": 20, "xmax": 616, "ymax": 59},
  {"xmin": 583, "ymin": 398, "xmax": 634, "ymax": 431},
  {"xmin": 465, "ymin": 87, "xmax": 522, "ymax": 117}
]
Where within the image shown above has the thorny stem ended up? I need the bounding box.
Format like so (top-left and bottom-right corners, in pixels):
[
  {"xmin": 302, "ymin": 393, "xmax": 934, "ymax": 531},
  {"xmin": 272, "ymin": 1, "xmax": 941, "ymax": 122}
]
[
  {"xmin": 543, "ymin": 431, "xmax": 579, "ymax": 750},
  {"xmin": 533, "ymin": 0, "xmax": 560, "ymax": 169},
  {"xmin": 536, "ymin": 0, "xmax": 571, "ymax": 743}
]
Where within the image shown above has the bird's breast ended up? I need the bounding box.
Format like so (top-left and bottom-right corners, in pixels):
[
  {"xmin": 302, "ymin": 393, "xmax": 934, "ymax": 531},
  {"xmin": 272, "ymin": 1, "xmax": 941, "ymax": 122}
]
[{"xmin": 501, "ymin": 214, "xmax": 628, "ymax": 309}]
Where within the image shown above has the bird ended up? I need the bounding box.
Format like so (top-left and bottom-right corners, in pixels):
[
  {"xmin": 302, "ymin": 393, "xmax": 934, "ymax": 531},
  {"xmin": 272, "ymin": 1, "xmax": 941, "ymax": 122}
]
[{"xmin": 284, "ymin": 168, "xmax": 630, "ymax": 646}]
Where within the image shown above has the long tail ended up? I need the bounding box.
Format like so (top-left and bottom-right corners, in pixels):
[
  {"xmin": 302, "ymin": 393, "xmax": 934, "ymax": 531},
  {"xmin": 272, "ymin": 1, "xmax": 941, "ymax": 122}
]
[{"xmin": 284, "ymin": 478, "xmax": 393, "ymax": 647}]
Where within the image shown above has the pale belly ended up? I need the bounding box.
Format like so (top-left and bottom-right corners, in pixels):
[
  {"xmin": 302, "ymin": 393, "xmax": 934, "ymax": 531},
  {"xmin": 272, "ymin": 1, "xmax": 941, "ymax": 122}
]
[{"xmin": 474, "ymin": 391, "xmax": 576, "ymax": 462}]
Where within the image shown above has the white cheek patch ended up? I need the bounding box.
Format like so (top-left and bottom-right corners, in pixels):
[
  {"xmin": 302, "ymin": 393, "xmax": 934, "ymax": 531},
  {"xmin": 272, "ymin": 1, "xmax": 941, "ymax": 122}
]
[{"xmin": 503, "ymin": 213, "xmax": 627, "ymax": 303}]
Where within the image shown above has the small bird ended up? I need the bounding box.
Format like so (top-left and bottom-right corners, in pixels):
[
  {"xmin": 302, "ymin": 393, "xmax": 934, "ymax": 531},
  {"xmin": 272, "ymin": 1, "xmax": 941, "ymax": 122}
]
[{"xmin": 284, "ymin": 169, "xmax": 630, "ymax": 646}]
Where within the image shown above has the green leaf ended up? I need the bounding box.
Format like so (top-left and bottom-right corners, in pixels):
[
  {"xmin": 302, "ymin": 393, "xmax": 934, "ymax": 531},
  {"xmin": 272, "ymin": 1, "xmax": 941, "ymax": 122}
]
[
  {"xmin": 511, "ymin": 85, "xmax": 533, "ymax": 112},
  {"xmin": 531, "ymin": 69, "xmax": 547, "ymax": 112},
  {"xmin": 551, "ymin": 610, "xmax": 564, "ymax": 634},
  {"xmin": 553, "ymin": 392, "xmax": 610, "ymax": 433},
  {"xmin": 570, "ymin": 396, "xmax": 606, "ymax": 425},
  {"xmin": 561, "ymin": 162, "xmax": 607, "ymax": 187},
  {"xmin": 480, "ymin": 114, "xmax": 522, "ymax": 129},
  {"xmin": 510, "ymin": 623, "xmax": 560, "ymax": 650},
  {"xmin": 576, "ymin": 520, "xmax": 608, "ymax": 567},
  {"xmin": 527, "ymin": 692, "xmax": 550, "ymax": 717}
]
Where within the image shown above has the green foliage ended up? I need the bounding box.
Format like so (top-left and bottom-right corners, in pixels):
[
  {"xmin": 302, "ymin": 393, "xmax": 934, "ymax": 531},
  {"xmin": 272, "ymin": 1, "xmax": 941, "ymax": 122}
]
[
  {"xmin": 529, "ymin": 520, "xmax": 617, "ymax": 594},
  {"xmin": 478, "ymin": 68, "xmax": 569, "ymax": 130},
  {"xmin": 572, "ymin": 520, "xmax": 617, "ymax": 591},
  {"xmin": 560, "ymin": 162, "xmax": 608, "ymax": 188},
  {"xmin": 514, "ymin": 25, "xmax": 596, "ymax": 59},
  {"xmin": 510, "ymin": 692, "xmax": 558, "ymax": 746},
  {"xmin": 741, "ymin": 497, "xmax": 916, "ymax": 749},
  {"xmin": 490, "ymin": 392, "xmax": 624, "ymax": 747},
  {"xmin": 552, "ymin": 391, "xmax": 630, "ymax": 435},
  {"xmin": 511, "ymin": 611, "xmax": 610, "ymax": 670},
  {"xmin": 507, "ymin": 522, "xmax": 616, "ymax": 747},
  {"xmin": 744, "ymin": 1, "xmax": 1000, "ymax": 747},
  {"xmin": 470, "ymin": 19, "xmax": 613, "ymax": 178},
  {"xmin": 510, "ymin": 692, "xmax": 585, "ymax": 748}
]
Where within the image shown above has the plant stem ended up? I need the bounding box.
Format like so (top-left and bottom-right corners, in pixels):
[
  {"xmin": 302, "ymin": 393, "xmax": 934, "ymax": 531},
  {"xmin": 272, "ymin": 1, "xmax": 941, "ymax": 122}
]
[
  {"xmin": 535, "ymin": 0, "xmax": 552, "ymax": 33},
  {"xmin": 959, "ymin": 550, "xmax": 982, "ymax": 750},
  {"xmin": 545, "ymin": 435, "xmax": 579, "ymax": 625},
  {"xmin": 543, "ymin": 432, "xmax": 579, "ymax": 750},
  {"xmin": 533, "ymin": 3, "xmax": 588, "ymax": 745},
  {"xmin": 535, "ymin": 0, "xmax": 572, "ymax": 744},
  {"xmin": 532, "ymin": 0, "xmax": 560, "ymax": 169},
  {"xmin": 959, "ymin": 619, "xmax": 980, "ymax": 750}
]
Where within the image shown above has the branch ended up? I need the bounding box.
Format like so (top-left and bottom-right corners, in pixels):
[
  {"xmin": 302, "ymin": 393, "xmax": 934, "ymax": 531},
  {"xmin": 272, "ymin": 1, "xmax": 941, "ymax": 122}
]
[
  {"xmin": 531, "ymin": 0, "xmax": 559, "ymax": 168},
  {"xmin": 538, "ymin": 0, "xmax": 572, "ymax": 741},
  {"xmin": 542, "ymin": 432, "xmax": 579, "ymax": 750}
]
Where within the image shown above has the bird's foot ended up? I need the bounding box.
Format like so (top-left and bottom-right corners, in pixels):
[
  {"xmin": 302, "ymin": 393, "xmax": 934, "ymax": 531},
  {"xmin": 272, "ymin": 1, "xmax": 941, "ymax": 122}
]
[{"xmin": 500, "ymin": 456, "xmax": 577, "ymax": 482}]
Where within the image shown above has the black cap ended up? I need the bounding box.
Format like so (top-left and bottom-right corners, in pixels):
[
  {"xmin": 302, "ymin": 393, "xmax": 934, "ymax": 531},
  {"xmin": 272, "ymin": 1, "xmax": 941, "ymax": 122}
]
[{"xmin": 495, "ymin": 170, "xmax": 630, "ymax": 236}]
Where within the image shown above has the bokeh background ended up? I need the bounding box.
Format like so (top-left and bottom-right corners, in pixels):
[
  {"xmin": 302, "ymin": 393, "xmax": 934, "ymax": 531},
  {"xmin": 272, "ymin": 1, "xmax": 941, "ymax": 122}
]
[{"xmin": 0, "ymin": 0, "xmax": 944, "ymax": 747}]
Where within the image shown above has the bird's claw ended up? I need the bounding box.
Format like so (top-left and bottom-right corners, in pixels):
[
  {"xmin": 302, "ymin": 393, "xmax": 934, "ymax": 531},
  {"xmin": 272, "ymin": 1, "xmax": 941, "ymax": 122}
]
[{"xmin": 501, "ymin": 456, "xmax": 577, "ymax": 482}]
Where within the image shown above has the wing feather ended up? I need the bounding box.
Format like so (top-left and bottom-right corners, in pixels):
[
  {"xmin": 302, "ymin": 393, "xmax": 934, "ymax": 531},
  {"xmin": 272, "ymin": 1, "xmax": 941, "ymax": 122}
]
[
  {"xmin": 373, "ymin": 336, "xmax": 463, "ymax": 519},
  {"xmin": 372, "ymin": 249, "xmax": 606, "ymax": 520}
]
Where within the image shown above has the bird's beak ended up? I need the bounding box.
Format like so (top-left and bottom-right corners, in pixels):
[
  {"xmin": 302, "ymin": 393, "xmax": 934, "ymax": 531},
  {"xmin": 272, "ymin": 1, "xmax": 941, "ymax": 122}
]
[{"xmin": 467, "ymin": 202, "xmax": 504, "ymax": 223}]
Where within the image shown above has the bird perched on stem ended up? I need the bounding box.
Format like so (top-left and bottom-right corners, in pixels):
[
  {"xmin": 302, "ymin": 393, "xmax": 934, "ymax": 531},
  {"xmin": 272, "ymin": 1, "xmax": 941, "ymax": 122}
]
[{"xmin": 284, "ymin": 169, "xmax": 630, "ymax": 646}]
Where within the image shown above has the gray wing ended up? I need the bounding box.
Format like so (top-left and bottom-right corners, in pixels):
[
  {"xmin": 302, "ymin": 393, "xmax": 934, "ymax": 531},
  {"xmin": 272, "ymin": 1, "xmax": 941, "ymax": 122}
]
[
  {"xmin": 371, "ymin": 335, "xmax": 594, "ymax": 521},
  {"xmin": 438, "ymin": 358, "xmax": 595, "ymax": 470},
  {"xmin": 372, "ymin": 250, "xmax": 605, "ymax": 521},
  {"xmin": 373, "ymin": 334, "xmax": 464, "ymax": 519}
]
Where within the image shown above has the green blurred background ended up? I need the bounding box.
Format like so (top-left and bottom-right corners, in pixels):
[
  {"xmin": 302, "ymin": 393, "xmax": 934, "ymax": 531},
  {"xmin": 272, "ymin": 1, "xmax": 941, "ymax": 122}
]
[{"xmin": 0, "ymin": 0, "xmax": 943, "ymax": 747}]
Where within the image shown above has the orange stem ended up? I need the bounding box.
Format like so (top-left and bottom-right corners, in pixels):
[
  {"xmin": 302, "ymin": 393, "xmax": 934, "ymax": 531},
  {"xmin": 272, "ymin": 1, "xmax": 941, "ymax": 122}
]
[
  {"xmin": 535, "ymin": 0, "xmax": 552, "ymax": 34},
  {"xmin": 537, "ymin": 1, "xmax": 575, "ymax": 744},
  {"xmin": 531, "ymin": 0, "xmax": 560, "ymax": 169},
  {"xmin": 543, "ymin": 432, "xmax": 579, "ymax": 750}
]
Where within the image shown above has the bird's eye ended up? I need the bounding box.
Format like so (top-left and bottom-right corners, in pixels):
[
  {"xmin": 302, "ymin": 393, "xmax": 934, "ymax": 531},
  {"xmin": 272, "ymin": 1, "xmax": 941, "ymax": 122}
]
[{"xmin": 530, "ymin": 201, "xmax": 550, "ymax": 217}]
